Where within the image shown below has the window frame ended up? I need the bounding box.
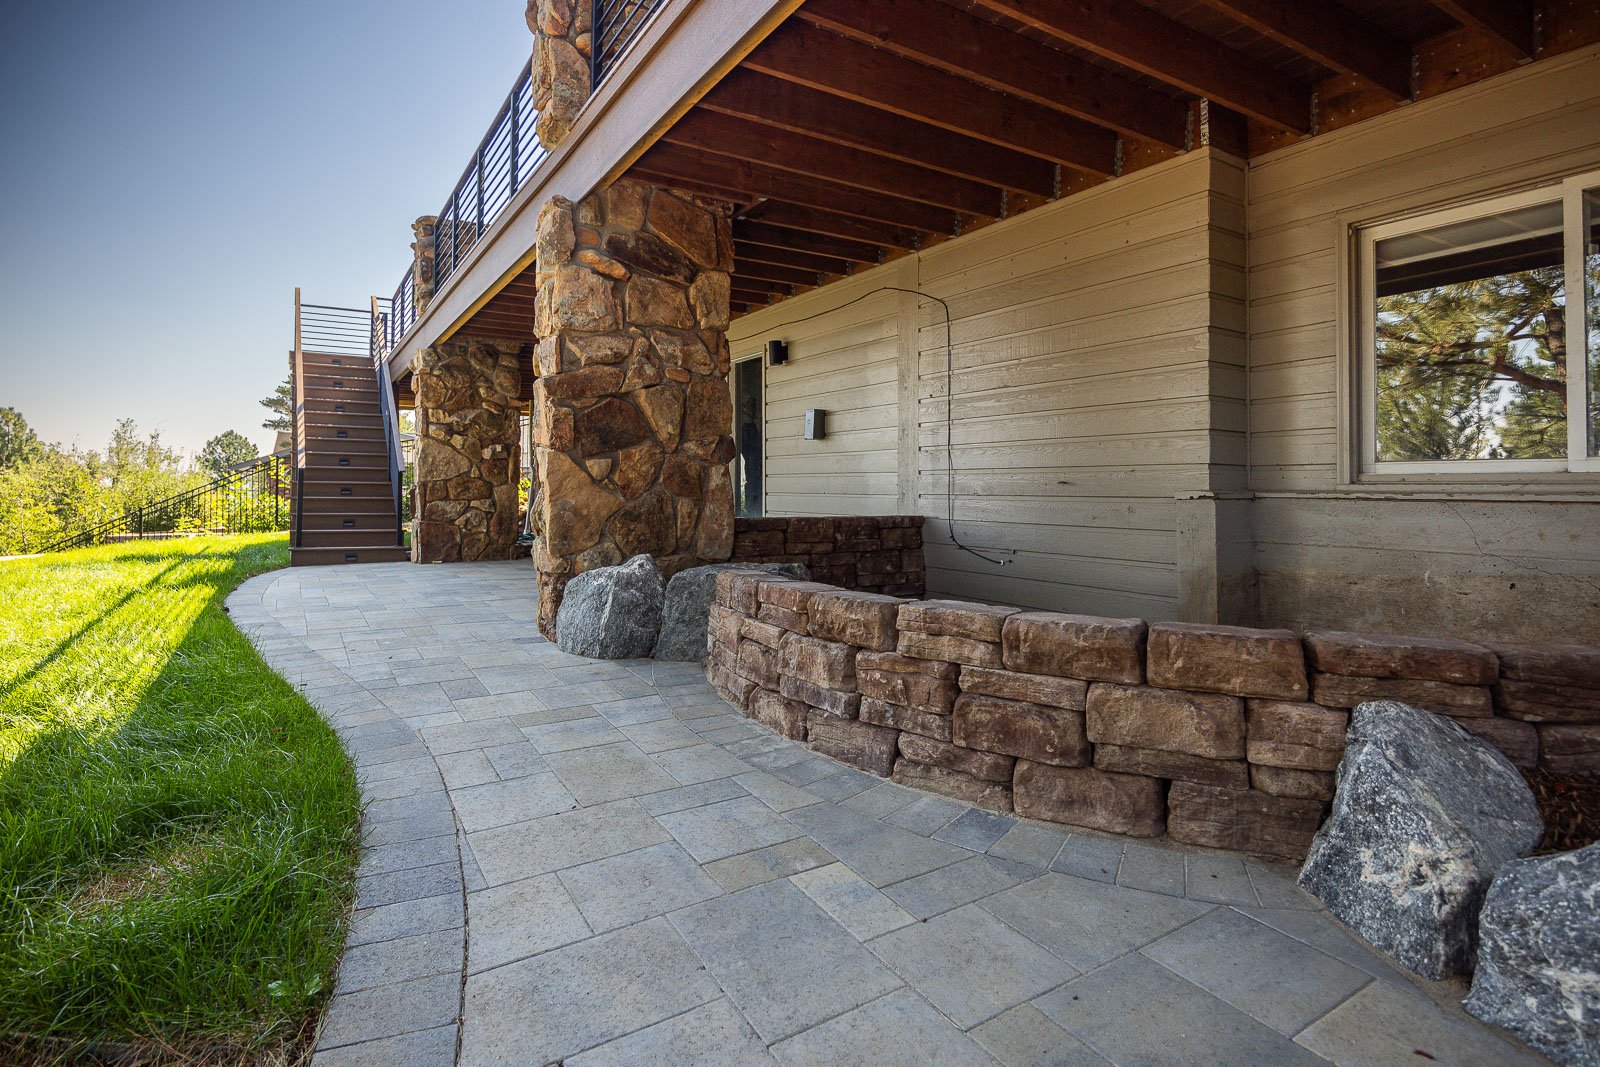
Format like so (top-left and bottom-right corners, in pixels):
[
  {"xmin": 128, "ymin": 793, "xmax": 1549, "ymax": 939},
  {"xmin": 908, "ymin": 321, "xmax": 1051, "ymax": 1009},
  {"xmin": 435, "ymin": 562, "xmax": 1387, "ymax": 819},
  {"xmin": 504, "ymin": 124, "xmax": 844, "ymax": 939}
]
[{"xmin": 1353, "ymin": 172, "xmax": 1600, "ymax": 478}]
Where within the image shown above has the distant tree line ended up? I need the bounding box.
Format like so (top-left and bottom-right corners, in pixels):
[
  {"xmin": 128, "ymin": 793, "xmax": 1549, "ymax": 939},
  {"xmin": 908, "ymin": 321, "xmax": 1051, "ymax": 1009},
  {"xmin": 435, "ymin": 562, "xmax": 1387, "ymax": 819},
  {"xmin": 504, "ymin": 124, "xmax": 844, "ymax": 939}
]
[{"xmin": 0, "ymin": 408, "xmax": 274, "ymax": 555}]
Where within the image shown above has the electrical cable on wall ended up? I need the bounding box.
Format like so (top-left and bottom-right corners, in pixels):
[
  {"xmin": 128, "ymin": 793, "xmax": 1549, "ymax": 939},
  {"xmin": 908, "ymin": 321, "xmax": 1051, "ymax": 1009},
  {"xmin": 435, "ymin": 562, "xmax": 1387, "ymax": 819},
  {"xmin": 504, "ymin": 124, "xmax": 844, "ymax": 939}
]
[{"xmin": 752, "ymin": 285, "xmax": 1012, "ymax": 567}]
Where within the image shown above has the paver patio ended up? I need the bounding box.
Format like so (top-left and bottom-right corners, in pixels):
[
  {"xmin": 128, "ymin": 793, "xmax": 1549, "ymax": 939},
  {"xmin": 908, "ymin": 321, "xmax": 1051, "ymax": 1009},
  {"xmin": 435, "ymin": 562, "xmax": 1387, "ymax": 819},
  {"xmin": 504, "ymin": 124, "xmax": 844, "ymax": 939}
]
[{"xmin": 227, "ymin": 559, "xmax": 1544, "ymax": 1067}]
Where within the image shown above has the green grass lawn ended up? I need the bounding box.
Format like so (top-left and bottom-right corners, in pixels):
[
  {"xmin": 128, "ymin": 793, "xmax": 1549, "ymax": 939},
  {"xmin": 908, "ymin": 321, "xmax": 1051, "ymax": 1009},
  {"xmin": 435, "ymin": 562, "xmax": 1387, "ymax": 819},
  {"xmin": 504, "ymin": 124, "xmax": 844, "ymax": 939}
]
[{"xmin": 0, "ymin": 535, "xmax": 362, "ymax": 1063}]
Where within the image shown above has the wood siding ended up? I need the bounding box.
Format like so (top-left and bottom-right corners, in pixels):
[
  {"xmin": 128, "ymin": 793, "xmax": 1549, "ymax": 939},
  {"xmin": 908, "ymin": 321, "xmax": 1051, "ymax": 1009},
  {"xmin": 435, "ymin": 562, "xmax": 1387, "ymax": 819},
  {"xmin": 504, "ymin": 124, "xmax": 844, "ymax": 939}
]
[
  {"xmin": 732, "ymin": 151, "xmax": 1244, "ymax": 620},
  {"xmin": 1245, "ymin": 45, "xmax": 1600, "ymax": 639}
]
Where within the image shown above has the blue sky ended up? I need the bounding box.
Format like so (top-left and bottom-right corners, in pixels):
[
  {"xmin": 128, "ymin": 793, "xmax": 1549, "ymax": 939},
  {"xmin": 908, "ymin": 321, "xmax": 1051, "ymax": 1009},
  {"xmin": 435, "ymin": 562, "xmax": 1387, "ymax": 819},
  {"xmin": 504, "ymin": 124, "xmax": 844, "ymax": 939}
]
[{"xmin": 0, "ymin": 0, "xmax": 530, "ymax": 459}]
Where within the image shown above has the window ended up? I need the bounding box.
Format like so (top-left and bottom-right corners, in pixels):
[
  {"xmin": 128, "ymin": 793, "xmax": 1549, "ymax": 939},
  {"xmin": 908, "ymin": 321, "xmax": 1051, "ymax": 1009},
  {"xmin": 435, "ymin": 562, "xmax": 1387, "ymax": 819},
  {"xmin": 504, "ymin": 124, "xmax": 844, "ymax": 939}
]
[
  {"xmin": 732, "ymin": 356, "xmax": 764, "ymax": 517},
  {"xmin": 1356, "ymin": 172, "xmax": 1600, "ymax": 474}
]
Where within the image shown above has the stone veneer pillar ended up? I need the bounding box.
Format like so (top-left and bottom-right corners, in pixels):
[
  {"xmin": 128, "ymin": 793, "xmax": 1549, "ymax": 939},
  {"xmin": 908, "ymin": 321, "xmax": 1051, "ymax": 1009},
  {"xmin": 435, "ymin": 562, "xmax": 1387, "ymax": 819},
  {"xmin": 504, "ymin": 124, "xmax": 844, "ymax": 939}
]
[
  {"xmin": 528, "ymin": 0, "xmax": 591, "ymax": 148},
  {"xmin": 411, "ymin": 215, "xmax": 437, "ymax": 312},
  {"xmin": 411, "ymin": 339, "xmax": 524, "ymax": 563},
  {"xmin": 531, "ymin": 180, "xmax": 735, "ymax": 636}
]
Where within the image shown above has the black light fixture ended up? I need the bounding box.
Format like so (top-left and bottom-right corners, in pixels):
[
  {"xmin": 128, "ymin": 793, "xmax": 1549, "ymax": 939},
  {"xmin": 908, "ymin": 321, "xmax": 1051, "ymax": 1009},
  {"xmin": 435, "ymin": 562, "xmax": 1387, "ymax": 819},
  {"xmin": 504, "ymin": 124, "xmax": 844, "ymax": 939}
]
[{"xmin": 767, "ymin": 339, "xmax": 788, "ymax": 366}]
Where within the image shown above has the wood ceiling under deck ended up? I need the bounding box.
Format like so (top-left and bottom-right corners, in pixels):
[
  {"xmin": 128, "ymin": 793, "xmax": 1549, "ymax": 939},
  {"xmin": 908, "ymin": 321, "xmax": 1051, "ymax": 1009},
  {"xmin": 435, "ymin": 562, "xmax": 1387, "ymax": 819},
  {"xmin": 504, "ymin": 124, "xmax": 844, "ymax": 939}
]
[{"xmin": 441, "ymin": 0, "xmax": 1597, "ymax": 333}]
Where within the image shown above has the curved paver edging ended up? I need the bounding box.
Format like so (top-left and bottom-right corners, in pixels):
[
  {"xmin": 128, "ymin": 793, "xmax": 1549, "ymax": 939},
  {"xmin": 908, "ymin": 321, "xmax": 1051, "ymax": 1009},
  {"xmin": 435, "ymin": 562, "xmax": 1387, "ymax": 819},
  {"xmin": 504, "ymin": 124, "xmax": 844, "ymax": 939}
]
[
  {"xmin": 228, "ymin": 571, "xmax": 469, "ymax": 1066},
  {"xmin": 227, "ymin": 560, "xmax": 1545, "ymax": 1067}
]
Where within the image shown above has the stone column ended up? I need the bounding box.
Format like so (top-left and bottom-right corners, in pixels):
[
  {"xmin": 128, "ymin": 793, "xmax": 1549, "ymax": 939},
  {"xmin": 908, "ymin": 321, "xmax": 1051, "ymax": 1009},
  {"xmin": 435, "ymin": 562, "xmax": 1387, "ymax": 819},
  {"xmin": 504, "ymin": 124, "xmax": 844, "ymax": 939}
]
[
  {"xmin": 411, "ymin": 339, "xmax": 524, "ymax": 563},
  {"xmin": 531, "ymin": 180, "xmax": 735, "ymax": 636},
  {"xmin": 411, "ymin": 215, "xmax": 437, "ymax": 312},
  {"xmin": 529, "ymin": 0, "xmax": 591, "ymax": 150}
]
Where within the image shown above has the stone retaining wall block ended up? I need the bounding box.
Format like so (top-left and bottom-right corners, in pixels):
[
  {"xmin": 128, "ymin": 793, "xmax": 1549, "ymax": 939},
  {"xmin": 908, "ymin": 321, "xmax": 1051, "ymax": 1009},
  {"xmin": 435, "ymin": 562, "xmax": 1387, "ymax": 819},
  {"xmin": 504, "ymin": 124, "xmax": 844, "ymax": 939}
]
[
  {"xmin": 953, "ymin": 693, "xmax": 1090, "ymax": 768},
  {"xmin": 808, "ymin": 717, "xmax": 898, "ymax": 776},
  {"xmin": 1013, "ymin": 761, "xmax": 1167, "ymax": 837},
  {"xmin": 899, "ymin": 600, "xmax": 1019, "ymax": 642},
  {"xmin": 1147, "ymin": 622, "xmax": 1308, "ymax": 700},
  {"xmin": 1244, "ymin": 700, "xmax": 1348, "ymax": 771},
  {"xmin": 899, "ymin": 732, "xmax": 1016, "ymax": 782},
  {"xmin": 1306, "ymin": 630, "xmax": 1498, "ymax": 685},
  {"xmin": 749, "ymin": 688, "xmax": 807, "ymax": 740},
  {"xmin": 1002, "ymin": 612, "xmax": 1146, "ymax": 684},
  {"xmin": 861, "ymin": 697, "xmax": 952, "ymax": 740},
  {"xmin": 893, "ymin": 760, "xmax": 1014, "ymax": 811},
  {"xmin": 1166, "ymin": 781, "xmax": 1325, "ymax": 859},
  {"xmin": 807, "ymin": 589, "xmax": 902, "ymax": 650},
  {"xmin": 1311, "ymin": 674, "xmax": 1492, "ymax": 717},
  {"xmin": 1093, "ymin": 743, "xmax": 1249, "ymax": 789},
  {"xmin": 958, "ymin": 665, "xmax": 1087, "ymax": 710},
  {"xmin": 1085, "ymin": 683, "xmax": 1246, "ymax": 760}
]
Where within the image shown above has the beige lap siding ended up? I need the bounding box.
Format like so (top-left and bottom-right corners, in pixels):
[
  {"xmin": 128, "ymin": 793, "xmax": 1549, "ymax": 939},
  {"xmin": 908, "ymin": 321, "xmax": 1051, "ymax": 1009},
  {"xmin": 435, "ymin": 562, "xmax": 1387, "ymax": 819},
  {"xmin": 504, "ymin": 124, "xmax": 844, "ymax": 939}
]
[
  {"xmin": 1245, "ymin": 46, "xmax": 1600, "ymax": 640},
  {"xmin": 705, "ymin": 570, "xmax": 1600, "ymax": 861},
  {"xmin": 730, "ymin": 150, "xmax": 1248, "ymax": 623}
]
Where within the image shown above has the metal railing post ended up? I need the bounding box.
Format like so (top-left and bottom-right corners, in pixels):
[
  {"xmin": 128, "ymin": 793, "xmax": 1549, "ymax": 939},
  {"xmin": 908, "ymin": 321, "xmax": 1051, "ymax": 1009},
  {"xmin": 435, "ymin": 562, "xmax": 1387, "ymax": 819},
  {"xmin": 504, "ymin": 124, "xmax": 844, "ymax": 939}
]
[{"xmin": 509, "ymin": 89, "xmax": 521, "ymax": 195}]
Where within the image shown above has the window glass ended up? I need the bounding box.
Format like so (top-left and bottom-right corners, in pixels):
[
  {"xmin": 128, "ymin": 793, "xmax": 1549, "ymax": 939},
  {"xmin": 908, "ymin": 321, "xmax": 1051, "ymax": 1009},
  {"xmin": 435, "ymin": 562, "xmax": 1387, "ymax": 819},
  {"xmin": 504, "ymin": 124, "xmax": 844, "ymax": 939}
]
[
  {"xmin": 1373, "ymin": 200, "xmax": 1567, "ymax": 462},
  {"xmin": 733, "ymin": 358, "xmax": 763, "ymax": 517},
  {"xmin": 1585, "ymin": 188, "xmax": 1600, "ymax": 458}
]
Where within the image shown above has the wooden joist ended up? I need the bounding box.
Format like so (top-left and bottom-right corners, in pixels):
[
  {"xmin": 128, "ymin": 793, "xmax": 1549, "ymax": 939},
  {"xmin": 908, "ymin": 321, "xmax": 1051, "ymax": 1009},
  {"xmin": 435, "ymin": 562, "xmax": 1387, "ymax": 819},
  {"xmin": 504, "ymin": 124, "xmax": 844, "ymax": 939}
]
[
  {"xmin": 663, "ymin": 110, "xmax": 1005, "ymax": 217},
  {"xmin": 969, "ymin": 0, "xmax": 1313, "ymax": 132},
  {"xmin": 744, "ymin": 22, "xmax": 1121, "ymax": 174},
  {"xmin": 634, "ymin": 143, "xmax": 960, "ymax": 235},
  {"xmin": 796, "ymin": 0, "xmax": 1188, "ymax": 148},
  {"xmin": 731, "ymin": 277, "xmax": 796, "ymax": 296},
  {"xmin": 734, "ymin": 258, "xmax": 824, "ymax": 287},
  {"xmin": 733, "ymin": 220, "xmax": 883, "ymax": 263},
  {"xmin": 739, "ymin": 202, "xmax": 922, "ymax": 250},
  {"xmin": 701, "ymin": 70, "xmax": 1058, "ymax": 198},
  {"xmin": 1193, "ymin": 0, "xmax": 1414, "ymax": 99},
  {"xmin": 1429, "ymin": 0, "xmax": 1535, "ymax": 57},
  {"xmin": 733, "ymin": 239, "xmax": 857, "ymax": 276}
]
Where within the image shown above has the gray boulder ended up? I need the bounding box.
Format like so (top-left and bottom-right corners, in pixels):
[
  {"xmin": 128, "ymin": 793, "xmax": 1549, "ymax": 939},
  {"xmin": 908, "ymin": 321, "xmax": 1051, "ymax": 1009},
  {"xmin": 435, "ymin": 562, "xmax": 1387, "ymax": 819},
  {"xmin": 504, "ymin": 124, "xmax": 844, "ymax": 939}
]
[
  {"xmin": 1298, "ymin": 700, "xmax": 1542, "ymax": 979},
  {"xmin": 1465, "ymin": 843, "xmax": 1600, "ymax": 1067},
  {"xmin": 555, "ymin": 554, "xmax": 665, "ymax": 660},
  {"xmin": 652, "ymin": 562, "xmax": 809, "ymax": 662}
]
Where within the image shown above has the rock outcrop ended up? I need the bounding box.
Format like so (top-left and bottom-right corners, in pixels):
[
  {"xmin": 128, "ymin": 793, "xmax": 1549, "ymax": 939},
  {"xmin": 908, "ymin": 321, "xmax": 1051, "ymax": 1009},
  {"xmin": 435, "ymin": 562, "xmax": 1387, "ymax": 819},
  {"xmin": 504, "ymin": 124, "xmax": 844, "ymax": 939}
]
[
  {"xmin": 1298, "ymin": 700, "xmax": 1543, "ymax": 979},
  {"xmin": 554, "ymin": 554, "xmax": 665, "ymax": 659},
  {"xmin": 1464, "ymin": 843, "xmax": 1600, "ymax": 1067},
  {"xmin": 653, "ymin": 562, "xmax": 807, "ymax": 662}
]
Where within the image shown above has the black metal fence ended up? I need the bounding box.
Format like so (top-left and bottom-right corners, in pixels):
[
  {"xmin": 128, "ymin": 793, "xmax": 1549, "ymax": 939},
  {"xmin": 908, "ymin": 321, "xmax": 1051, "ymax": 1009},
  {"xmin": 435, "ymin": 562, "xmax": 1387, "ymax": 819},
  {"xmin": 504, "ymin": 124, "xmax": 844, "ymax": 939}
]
[{"xmin": 42, "ymin": 454, "xmax": 292, "ymax": 553}]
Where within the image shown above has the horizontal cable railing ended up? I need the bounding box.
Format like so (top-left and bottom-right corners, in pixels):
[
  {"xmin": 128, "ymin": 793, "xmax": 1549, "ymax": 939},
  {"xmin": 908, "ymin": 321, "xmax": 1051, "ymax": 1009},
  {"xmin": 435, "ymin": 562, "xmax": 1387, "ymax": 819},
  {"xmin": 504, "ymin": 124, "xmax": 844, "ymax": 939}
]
[
  {"xmin": 42, "ymin": 454, "xmax": 292, "ymax": 553},
  {"xmin": 377, "ymin": 0, "xmax": 669, "ymax": 360},
  {"xmin": 593, "ymin": 0, "xmax": 669, "ymax": 85},
  {"xmin": 435, "ymin": 61, "xmax": 545, "ymax": 295},
  {"xmin": 299, "ymin": 303, "xmax": 374, "ymax": 356},
  {"xmin": 387, "ymin": 271, "xmax": 416, "ymax": 353}
]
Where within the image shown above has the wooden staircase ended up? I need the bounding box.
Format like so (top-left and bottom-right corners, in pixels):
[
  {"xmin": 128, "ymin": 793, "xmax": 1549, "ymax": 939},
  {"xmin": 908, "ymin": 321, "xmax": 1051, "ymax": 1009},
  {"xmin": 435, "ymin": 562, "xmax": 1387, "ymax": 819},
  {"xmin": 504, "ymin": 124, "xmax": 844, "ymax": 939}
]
[{"xmin": 290, "ymin": 348, "xmax": 409, "ymax": 566}]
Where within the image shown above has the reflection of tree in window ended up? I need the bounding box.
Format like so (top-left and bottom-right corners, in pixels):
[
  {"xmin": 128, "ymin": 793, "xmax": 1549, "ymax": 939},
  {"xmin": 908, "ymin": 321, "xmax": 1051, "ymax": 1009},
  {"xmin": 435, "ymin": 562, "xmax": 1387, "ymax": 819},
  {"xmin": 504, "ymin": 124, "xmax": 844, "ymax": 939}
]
[{"xmin": 1374, "ymin": 203, "xmax": 1567, "ymax": 462}]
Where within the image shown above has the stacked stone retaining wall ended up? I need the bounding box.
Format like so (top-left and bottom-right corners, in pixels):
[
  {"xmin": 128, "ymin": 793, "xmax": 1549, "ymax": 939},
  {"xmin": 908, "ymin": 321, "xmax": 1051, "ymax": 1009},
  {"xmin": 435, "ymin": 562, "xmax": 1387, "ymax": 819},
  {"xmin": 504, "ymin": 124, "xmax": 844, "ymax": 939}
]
[
  {"xmin": 704, "ymin": 570, "xmax": 1600, "ymax": 859},
  {"xmin": 730, "ymin": 516, "xmax": 924, "ymax": 597}
]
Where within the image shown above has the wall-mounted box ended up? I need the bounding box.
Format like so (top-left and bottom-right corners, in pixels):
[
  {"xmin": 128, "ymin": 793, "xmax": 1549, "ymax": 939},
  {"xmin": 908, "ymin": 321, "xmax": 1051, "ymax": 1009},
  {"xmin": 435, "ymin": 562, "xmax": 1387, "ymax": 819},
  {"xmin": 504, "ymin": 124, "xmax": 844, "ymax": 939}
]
[{"xmin": 804, "ymin": 409, "xmax": 827, "ymax": 440}]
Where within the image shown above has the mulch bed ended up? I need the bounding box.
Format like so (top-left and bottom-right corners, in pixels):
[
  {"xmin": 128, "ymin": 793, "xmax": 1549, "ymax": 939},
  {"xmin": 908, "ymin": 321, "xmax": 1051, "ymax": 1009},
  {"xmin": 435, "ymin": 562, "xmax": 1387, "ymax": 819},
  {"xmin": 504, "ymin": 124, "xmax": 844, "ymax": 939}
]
[{"xmin": 1526, "ymin": 769, "xmax": 1600, "ymax": 854}]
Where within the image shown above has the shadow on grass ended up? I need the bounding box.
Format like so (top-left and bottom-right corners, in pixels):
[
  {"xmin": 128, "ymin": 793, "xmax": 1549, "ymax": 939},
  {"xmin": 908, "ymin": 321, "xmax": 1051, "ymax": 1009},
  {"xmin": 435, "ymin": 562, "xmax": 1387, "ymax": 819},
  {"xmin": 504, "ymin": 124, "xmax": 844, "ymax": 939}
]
[
  {"xmin": 0, "ymin": 537, "xmax": 359, "ymax": 1056},
  {"xmin": 3, "ymin": 556, "xmax": 195, "ymax": 697}
]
